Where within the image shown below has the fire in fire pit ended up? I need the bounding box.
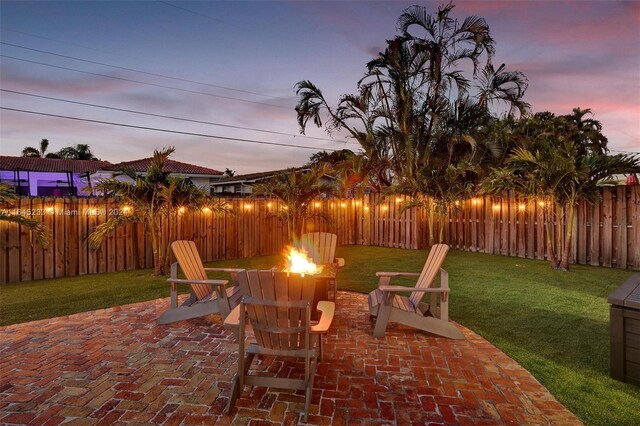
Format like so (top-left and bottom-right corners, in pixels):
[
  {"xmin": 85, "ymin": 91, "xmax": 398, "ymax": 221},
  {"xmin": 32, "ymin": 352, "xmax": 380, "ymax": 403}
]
[{"xmin": 282, "ymin": 246, "xmax": 322, "ymax": 276}]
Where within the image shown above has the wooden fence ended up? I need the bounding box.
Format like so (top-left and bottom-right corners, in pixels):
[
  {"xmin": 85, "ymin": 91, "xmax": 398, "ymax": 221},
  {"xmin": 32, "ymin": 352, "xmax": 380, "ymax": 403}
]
[{"xmin": 1, "ymin": 186, "xmax": 638, "ymax": 283}]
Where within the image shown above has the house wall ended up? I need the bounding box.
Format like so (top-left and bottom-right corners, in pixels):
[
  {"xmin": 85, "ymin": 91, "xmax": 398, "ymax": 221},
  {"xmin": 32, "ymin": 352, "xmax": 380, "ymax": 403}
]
[{"xmin": 0, "ymin": 171, "xmax": 94, "ymax": 196}]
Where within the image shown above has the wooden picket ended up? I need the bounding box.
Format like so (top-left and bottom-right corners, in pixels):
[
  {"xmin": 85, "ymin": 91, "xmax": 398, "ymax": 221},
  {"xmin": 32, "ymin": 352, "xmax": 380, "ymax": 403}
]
[{"xmin": 0, "ymin": 186, "xmax": 639, "ymax": 283}]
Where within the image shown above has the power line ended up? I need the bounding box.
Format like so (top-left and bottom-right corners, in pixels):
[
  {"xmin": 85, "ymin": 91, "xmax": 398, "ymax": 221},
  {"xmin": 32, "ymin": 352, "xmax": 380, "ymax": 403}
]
[
  {"xmin": 0, "ymin": 106, "xmax": 339, "ymax": 152},
  {"xmin": 157, "ymin": 1, "xmax": 231, "ymax": 26},
  {"xmin": 0, "ymin": 41, "xmax": 272, "ymax": 98},
  {"xmin": 1, "ymin": 88, "xmax": 354, "ymax": 144},
  {"xmin": 0, "ymin": 55, "xmax": 291, "ymax": 110}
]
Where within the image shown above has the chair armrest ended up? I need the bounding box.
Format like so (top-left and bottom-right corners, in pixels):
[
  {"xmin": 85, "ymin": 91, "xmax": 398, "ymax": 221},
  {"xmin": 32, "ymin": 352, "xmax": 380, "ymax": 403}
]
[
  {"xmin": 376, "ymin": 272, "xmax": 421, "ymax": 278},
  {"xmin": 166, "ymin": 278, "xmax": 228, "ymax": 287},
  {"xmin": 204, "ymin": 268, "xmax": 245, "ymax": 273},
  {"xmin": 311, "ymin": 301, "xmax": 335, "ymax": 333},
  {"xmin": 378, "ymin": 285, "xmax": 448, "ymax": 293},
  {"xmin": 335, "ymin": 258, "xmax": 345, "ymax": 267},
  {"xmin": 223, "ymin": 305, "xmax": 241, "ymax": 328}
]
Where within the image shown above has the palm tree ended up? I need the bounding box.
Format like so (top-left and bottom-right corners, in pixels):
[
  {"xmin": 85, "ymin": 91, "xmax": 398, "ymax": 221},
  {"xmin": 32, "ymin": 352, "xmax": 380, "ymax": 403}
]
[
  {"xmin": 295, "ymin": 3, "xmax": 528, "ymax": 246},
  {"xmin": 88, "ymin": 147, "xmax": 220, "ymax": 276},
  {"xmin": 0, "ymin": 182, "xmax": 49, "ymax": 246},
  {"xmin": 482, "ymin": 111, "xmax": 640, "ymax": 270},
  {"xmin": 252, "ymin": 165, "xmax": 336, "ymax": 241},
  {"xmin": 57, "ymin": 144, "xmax": 99, "ymax": 160},
  {"xmin": 21, "ymin": 139, "xmax": 60, "ymax": 158}
]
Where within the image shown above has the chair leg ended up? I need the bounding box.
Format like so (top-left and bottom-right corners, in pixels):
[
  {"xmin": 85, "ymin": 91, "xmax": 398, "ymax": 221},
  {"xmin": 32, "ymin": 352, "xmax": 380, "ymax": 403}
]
[
  {"xmin": 225, "ymin": 374, "xmax": 240, "ymax": 415},
  {"xmin": 303, "ymin": 371, "xmax": 315, "ymax": 423},
  {"xmin": 373, "ymin": 293, "xmax": 393, "ymax": 338},
  {"xmin": 226, "ymin": 352, "xmax": 255, "ymax": 415}
]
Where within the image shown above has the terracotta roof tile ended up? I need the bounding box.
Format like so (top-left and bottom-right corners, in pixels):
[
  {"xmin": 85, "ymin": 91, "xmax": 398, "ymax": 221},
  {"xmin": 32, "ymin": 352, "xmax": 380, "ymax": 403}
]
[
  {"xmin": 0, "ymin": 156, "xmax": 111, "ymax": 174},
  {"xmin": 102, "ymin": 158, "xmax": 223, "ymax": 176}
]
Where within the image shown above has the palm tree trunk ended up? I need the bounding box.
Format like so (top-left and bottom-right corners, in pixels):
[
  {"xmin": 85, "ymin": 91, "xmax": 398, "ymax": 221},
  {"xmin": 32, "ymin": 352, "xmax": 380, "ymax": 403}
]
[
  {"xmin": 165, "ymin": 210, "xmax": 175, "ymax": 272},
  {"xmin": 544, "ymin": 207, "xmax": 559, "ymax": 269},
  {"xmin": 559, "ymin": 202, "xmax": 576, "ymax": 271},
  {"xmin": 149, "ymin": 216, "xmax": 162, "ymax": 276},
  {"xmin": 438, "ymin": 211, "xmax": 446, "ymax": 243},
  {"xmin": 427, "ymin": 207, "xmax": 435, "ymax": 246},
  {"xmin": 157, "ymin": 216, "xmax": 166, "ymax": 276}
]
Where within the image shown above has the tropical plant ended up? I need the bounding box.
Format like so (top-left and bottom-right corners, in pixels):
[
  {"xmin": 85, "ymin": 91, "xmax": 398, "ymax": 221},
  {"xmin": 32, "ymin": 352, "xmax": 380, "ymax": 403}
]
[
  {"xmin": 56, "ymin": 144, "xmax": 99, "ymax": 160},
  {"xmin": 251, "ymin": 165, "xmax": 336, "ymax": 241},
  {"xmin": 21, "ymin": 139, "xmax": 60, "ymax": 158},
  {"xmin": 295, "ymin": 3, "xmax": 529, "ymax": 245},
  {"xmin": 88, "ymin": 147, "xmax": 222, "ymax": 276},
  {"xmin": 481, "ymin": 111, "xmax": 640, "ymax": 270},
  {"xmin": 0, "ymin": 182, "xmax": 49, "ymax": 246}
]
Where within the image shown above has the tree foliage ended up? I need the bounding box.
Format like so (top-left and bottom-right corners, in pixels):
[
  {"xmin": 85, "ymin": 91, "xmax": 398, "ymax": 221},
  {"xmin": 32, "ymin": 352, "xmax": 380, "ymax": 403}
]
[
  {"xmin": 89, "ymin": 147, "xmax": 225, "ymax": 276},
  {"xmin": 251, "ymin": 165, "xmax": 335, "ymax": 241},
  {"xmin": 0, "ymin": 182, "xmax": 50, "ymax": 246}
]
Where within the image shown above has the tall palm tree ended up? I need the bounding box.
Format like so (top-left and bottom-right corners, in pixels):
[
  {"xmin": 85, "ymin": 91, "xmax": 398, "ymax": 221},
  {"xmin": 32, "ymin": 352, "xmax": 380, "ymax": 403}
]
[
  {"xmin": 21, "ymin": 139, "xmax": 59, "ymax": 158},
  {"xmin": 88, "ymin": 147, "xmax": 219, "ymax": 276},
  {"xmin": 252, "ymin": 165, "xmax": 336, "ymax": 241},
  {"xmin": 0, "ymin": 182, "xmax": 49, "ymax": 246},
  {"xmin": 295, "ymin": 3, "xmax": 528, "ymax": 247}
]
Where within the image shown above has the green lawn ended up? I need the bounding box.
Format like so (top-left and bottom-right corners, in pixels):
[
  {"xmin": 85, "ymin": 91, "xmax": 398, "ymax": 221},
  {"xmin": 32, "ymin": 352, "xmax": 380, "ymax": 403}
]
[{"xmin": 1, "ymin": 246, "xmax": 639, "ymax": 425}]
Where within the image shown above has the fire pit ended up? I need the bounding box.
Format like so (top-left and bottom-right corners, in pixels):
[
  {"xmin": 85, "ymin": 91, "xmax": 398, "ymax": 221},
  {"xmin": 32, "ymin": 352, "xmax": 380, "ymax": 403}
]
[{"xmin": 276, "ymin": 246, "xmax": 337, "ymax": 320}]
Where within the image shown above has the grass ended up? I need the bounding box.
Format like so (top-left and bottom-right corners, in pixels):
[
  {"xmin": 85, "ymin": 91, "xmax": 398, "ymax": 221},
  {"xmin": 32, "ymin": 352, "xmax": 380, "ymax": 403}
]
[{"xmin": 1, "ymin": 246, "xmax": 639, "ymax": 425}]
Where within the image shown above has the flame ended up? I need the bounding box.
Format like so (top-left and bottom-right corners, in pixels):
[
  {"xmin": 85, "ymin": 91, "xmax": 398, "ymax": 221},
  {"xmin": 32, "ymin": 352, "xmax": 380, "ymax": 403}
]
[{"xmin": 282, "ymin": 246, "xmax": 322, "ymax": 276}]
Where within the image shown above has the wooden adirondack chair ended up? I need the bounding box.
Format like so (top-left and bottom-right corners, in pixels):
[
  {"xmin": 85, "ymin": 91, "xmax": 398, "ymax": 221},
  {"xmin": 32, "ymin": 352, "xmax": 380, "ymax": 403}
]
[
  {"xmin": 224, "ymin": 270, "xmax": 335, "ymax": 422},
  {"xmin": 368, "ymin": 244, "xmax": 464, "ymax": 339},
  {"xmin": 156, "ymin": 240, "xmax": 243, "ymax": 325},
  {"xmin": 299, "ymin": 232, "xmax": 345, "ymax": 301}
]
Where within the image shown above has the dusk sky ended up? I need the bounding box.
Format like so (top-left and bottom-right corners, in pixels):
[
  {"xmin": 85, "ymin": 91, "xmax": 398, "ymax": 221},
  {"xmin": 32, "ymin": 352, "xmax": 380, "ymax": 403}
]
[{"xmin": 1, "ymin": 1, "xmax": 638, "ymax": 174}]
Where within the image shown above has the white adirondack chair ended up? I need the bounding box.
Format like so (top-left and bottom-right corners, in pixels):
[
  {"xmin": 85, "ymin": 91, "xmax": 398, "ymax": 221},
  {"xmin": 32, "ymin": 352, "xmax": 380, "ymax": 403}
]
[
  {"xmin": 156, "ymin": 240, "xmax": 243, "ymax": 324},
  {"xmin": 299, "ymin": 232, "xmax": 344, "ymax": 301},
  {"xmin": 224, "ymin": 270, "xmax": 335, "ymax": 422},
  {"xmin": 368, "ymin": 244, "xmax": 464, "ymax": 339}
]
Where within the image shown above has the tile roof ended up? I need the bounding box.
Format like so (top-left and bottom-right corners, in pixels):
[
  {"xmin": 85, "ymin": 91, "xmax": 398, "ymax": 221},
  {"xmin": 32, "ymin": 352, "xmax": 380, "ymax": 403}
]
[
  {"xmin": 212, "ymin": 168, "xmax": 302, "ymax": 184},
  {"xmin": 101, "ymin": 158, "xmax": 223, "ymax": 176},
  {"xmin": 0, "ymin": 156, "xmax": 112, "ymax": 174}
]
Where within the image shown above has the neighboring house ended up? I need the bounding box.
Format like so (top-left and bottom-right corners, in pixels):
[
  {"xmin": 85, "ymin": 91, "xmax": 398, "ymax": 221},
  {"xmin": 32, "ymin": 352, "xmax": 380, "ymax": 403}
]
[
  {"xmin": 210, "ymin": 168, "xmax": 339, "ymax": 197},
  {"xmin": 96, "ymin": 157, "xmax": 223, "ymax": 192},
  {"xmin": 0, "ymin": 156, "xmax": 111, "ymax": 196},
  {"xmin": 210, "ymin": 169, "xmax": 293, "ymax": 196}
]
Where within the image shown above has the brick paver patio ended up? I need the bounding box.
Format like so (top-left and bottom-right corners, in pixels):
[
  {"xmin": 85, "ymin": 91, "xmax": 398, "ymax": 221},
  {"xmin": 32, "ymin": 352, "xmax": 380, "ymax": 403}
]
[{"xmin": 0, "ymin": 291, "xmax": 581, "ymax": 425}]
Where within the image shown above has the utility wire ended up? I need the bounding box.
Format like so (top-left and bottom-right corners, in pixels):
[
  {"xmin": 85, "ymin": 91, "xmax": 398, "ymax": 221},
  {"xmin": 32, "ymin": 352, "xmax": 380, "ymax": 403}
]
[
  {"xmin": 0, "ymin": 106, "xmax": 339, "ymax": 152},
  {"xmin": 1, "ymin": 88, "xmax": 355, "ymax": 144},
  {"xmin": 0, "ymin": 55, "xmax": 290, "ymax": 109},
  {"xmin": 0, "ymin": 41, "xmax": 272, "ymax": 98}
]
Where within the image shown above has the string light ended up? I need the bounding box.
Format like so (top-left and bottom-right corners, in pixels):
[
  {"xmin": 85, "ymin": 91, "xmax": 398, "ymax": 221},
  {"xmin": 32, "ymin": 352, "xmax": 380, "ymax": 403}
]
[
  {"xmin": 267, "ymin": 202, "xmax": 272, "ymax": 208},
  {"xmin": 45, "ymin": 206, "xmax": 55, "ymax": 214},
  {"xmin": 202, "ymin": 207, "xmax": 211, "ymax": 214},
  {"xmin": 178, "ymin": 206, "xmax": 186, "ymax": 214},
  {"xmin": 538, "ymin": 201, "xmax": 546, "ymax": 208},
  {"xmin": 493, "ymin": 204, "xmax": 500, "ymax": 210},
  {"xmin": 314, "ymin": 202, "xmax": 320, "ymax": 208},
  {"xmin": 395, "ymin": 197, "xmax": 402, "ymax": 203},
  {"xmin": 454, "ymin": 201, "xmax": 460, "ymax": 206},
  {"xmin": 471, "ymin": 198, "xmax": 479, "ymax": 205},
  {"xmin": 518, "ymin": 204, "xmax": 526, "ymax": 211},
  {"xmin": 341, "ymin": 202, "xmax": 347, "ymax": 208},
  {"xmin": 244, "ymin": 203, "xmax": 252, "ymax": 210},
  {"xmin": 121, "ymin": 205, "xmax": 131, "ymax": 214}
]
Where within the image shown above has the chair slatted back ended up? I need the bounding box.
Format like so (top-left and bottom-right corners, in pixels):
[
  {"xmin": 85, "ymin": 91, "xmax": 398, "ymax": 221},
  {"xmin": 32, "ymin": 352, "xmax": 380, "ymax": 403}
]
[
  {"xmin": 410, "ymin": 244, "xmax": 450, "ymax": 307},
  {"xmin": 238, "ymin": 270, "xmax": 316, "ymax": 350},
  {"xmin": 299, "ymin": 232, "xmax": 337, "ymax": 265},
  {"xmin": 171, "ymin": 240, "xmax": 211, "ymax": 300}
]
